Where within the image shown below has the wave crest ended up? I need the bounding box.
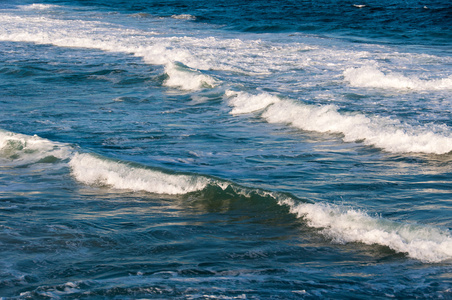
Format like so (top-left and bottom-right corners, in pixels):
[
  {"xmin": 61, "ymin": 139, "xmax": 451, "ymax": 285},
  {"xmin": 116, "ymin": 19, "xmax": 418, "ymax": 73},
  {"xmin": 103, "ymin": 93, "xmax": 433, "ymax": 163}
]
[
  {"xmin": 2, "ymin": 129, "xmax": 452, "ymax": 263},
  {"xmin": 69, "ymin": 153, "xmax": 211, "ymax": 195}
]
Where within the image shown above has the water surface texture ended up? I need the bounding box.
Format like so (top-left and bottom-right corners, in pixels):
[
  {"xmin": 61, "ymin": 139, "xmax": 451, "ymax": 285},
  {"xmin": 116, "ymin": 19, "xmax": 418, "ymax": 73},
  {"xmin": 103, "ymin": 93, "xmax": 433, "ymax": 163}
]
[{"xmin": 1, "ymin": 0, "xmax": 452, "ymax": 298}]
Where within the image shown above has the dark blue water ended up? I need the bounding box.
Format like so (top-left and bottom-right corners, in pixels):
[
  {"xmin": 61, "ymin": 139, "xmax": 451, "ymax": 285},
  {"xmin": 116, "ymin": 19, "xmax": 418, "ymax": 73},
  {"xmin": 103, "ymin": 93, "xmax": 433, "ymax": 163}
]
[
  {"xmin": 38, "ymin": 0, "xmax": 452, "ymax": 46},
  {"xmin": 1, "ymin": 0, "xmax": 452, "ymax": 298}
]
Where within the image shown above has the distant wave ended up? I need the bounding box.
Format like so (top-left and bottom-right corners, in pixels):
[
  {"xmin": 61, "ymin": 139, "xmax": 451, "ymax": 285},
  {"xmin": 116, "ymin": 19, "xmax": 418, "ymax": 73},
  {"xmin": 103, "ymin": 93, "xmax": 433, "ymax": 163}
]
[
  {"xmin": 17, "ymin": 4, "xmax": 61, "ymax": 10},
  {"xmin": 1, "ymin": 129, "xmax": 452, "ymax": 263},
  {"xmin": 226, "ymin": 91, "xmax": 452, "ymax": 154},
  {"xmin": 171, "ymin": 14, "xmax": 196, "ymax": 20}
]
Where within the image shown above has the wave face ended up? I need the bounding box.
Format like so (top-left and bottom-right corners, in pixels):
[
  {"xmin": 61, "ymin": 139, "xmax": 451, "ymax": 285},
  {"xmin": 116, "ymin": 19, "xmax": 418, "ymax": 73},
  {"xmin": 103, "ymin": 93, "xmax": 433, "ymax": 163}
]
[{"xmin": 163, "ymin": 62, "xmax": 217, "ymax": 91}]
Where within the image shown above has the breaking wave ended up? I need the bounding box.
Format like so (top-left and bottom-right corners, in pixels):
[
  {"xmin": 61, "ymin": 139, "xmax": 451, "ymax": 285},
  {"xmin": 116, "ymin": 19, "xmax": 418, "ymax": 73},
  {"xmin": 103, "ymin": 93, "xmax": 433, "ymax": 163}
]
[
  {"xmin": 163, "ymin": 62, "xmax": 218, "ymax": 91},
  {"xmin": 280, "ymin": 199, "xmax": 452, "ymax": 263},
  {"xmin": 0, "ymin": 129, "xmax": 73, "ymax": 165},
  {"xmin": 1, "ymin": 129, "xmax": 452, "ymax": 263},
  {"xmin": 69, "ymin": 153, "xmax": 211, "ymax": 195},
  {"xmin": 171, "ymin": 14, "xmax": 196, "ymax": 20},
  {"xmin": 226, "ymin": 91, "xmax": 452, "ymax": 154}
]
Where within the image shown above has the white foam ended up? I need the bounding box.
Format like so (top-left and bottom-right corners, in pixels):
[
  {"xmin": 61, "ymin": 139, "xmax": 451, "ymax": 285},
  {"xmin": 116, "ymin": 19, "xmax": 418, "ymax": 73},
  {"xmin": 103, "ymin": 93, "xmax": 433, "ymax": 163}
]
[
  {"xmin": 227, "ymin": 91, "xmax": 452, "ymax": 154},
  {"xmin": 0, "ymin": 130, "xmax": 72, "ymax": 164},
  {"xmin": 18, "ymin": 4, "xmax": 61, "ymax": 10},
  {"xmin": 171, "ymin": 14, "xmax": 196, "ymax": 20},
  {"xmin": 226, "ymin": 90, "xmax": 281, "ymax": 115},
  {"xmin": 69, "ymin": 153, "xmax": 210, "ymax": 194},
  {"xmin": 164, "ymin": 63, "xmax": 217, "ymax": 91},
  {"xmin": 344, "ymin": 65, "xmax": 452, "ymax": 90},
  {"xmin": 279, "ymin": 199, "xmax": 452, "ymax": 263}
]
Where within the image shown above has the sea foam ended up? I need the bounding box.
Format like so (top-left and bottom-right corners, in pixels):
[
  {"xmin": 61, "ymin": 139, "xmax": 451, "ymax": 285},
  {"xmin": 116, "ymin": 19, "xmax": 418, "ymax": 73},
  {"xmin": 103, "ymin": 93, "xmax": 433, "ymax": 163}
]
[
  {"xmin": 164, "ymin": 63, "xmax": 217, "ymax": 91},
  {"xmin": 18, "ymin": 4, "xmax": 61, "ymax": 10},
  {"xmin": 0, "ymin": 130, "xmax": 72, "ymax": 165},
  {"xmin": 0, "ymin": 14, "xmax": 214, "ymax": 91},
  {"xmin": 344, "ymin": 65, "xmax": 452, "ymax": 90},
  {"xmin": 227, "ymin": 91, "xmax": 452, "ymax": 154},
  {"xmin": 171, "ymin": 14, "xmax": 196, "ymax": 20}
]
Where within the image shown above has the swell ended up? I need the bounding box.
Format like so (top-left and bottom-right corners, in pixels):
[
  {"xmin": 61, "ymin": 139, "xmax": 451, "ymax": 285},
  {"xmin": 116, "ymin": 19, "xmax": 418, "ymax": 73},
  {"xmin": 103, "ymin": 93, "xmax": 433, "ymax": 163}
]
[{"xmin": 1, "ymin": 129, "xmax": 451, "ymax": 263}]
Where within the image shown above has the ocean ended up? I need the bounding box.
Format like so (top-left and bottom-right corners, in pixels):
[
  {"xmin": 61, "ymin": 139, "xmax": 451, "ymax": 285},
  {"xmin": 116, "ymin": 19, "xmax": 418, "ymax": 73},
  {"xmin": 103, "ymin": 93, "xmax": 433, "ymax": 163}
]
[{"xmin": 1, "ymin": 0, "xmax": 452, "ymax": 298}]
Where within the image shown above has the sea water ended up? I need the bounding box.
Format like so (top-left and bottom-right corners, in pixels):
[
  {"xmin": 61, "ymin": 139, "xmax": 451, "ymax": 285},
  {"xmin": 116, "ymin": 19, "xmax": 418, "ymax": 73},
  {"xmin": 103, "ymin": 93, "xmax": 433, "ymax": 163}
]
[{"xmin": 0, "ymin": 0, "xmax": 452, "ymax": 298}]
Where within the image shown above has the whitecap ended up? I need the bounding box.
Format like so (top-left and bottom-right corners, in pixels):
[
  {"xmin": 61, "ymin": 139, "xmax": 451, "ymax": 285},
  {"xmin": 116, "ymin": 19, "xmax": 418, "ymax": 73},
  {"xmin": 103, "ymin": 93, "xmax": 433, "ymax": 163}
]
[
  {"xmin": 163, "ymin": 62, "xmax": 218, "ymax": 91},
  {"xmin": 69, "ymin": 153, "xmax": 211, "ymax": 195},
  {"xmin": 344, "ymin": 65, "xmax": 452, "ymax": 91},
  {"xmin": 171, "ymin": 14, "xmax": 196, "ymax": 20},
  {"xmin": 0, "ymin": 130, "xmax": 73, "ymax": 165}
]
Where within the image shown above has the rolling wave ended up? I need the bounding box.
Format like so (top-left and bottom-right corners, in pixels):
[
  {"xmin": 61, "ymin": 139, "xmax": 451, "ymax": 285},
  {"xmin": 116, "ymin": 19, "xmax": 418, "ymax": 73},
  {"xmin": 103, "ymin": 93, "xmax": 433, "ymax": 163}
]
[{"xmin": 1, "ymin": 129, "xmax": 451, "ymax": 263}]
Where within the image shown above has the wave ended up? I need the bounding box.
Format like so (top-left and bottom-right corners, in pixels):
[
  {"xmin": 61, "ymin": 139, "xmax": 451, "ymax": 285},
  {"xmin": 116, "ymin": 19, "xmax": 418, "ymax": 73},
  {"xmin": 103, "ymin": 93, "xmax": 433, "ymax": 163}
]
[
  {"xmin": 280, "ymin": 199, "xmax": 452, "ymax": 263},
  {"xmin": 1, "ymin": 129, "xmax": 452, "ymax": 263},
  {"xmin": 226, "ymin": 91, "xmax": 452, "ymax": 154},
  {"xmin": 163, "ymin": 62, "xmax": 218, "ymax": 91},
  {"xmin": 226, "ymin": 90, "xmax": 281, "ymax": 114},
  {"xmin": 344, "ymin": 65, "xmax": 452, "ymax": 90},
  {"xmin": 69, "ymin": 153, "xmax": 211, "ymax": 195},
  {"xmin": 0, "ymin": 130, "xmax": 73, "ymax": 165}
]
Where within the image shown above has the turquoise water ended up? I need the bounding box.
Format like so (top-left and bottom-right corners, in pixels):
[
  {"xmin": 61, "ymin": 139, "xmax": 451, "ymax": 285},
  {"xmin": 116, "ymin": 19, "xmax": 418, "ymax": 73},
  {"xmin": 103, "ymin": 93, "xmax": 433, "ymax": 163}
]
[{"xmin": 1, "ymin": 1, "xmax": 452, "ymax": 298}]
